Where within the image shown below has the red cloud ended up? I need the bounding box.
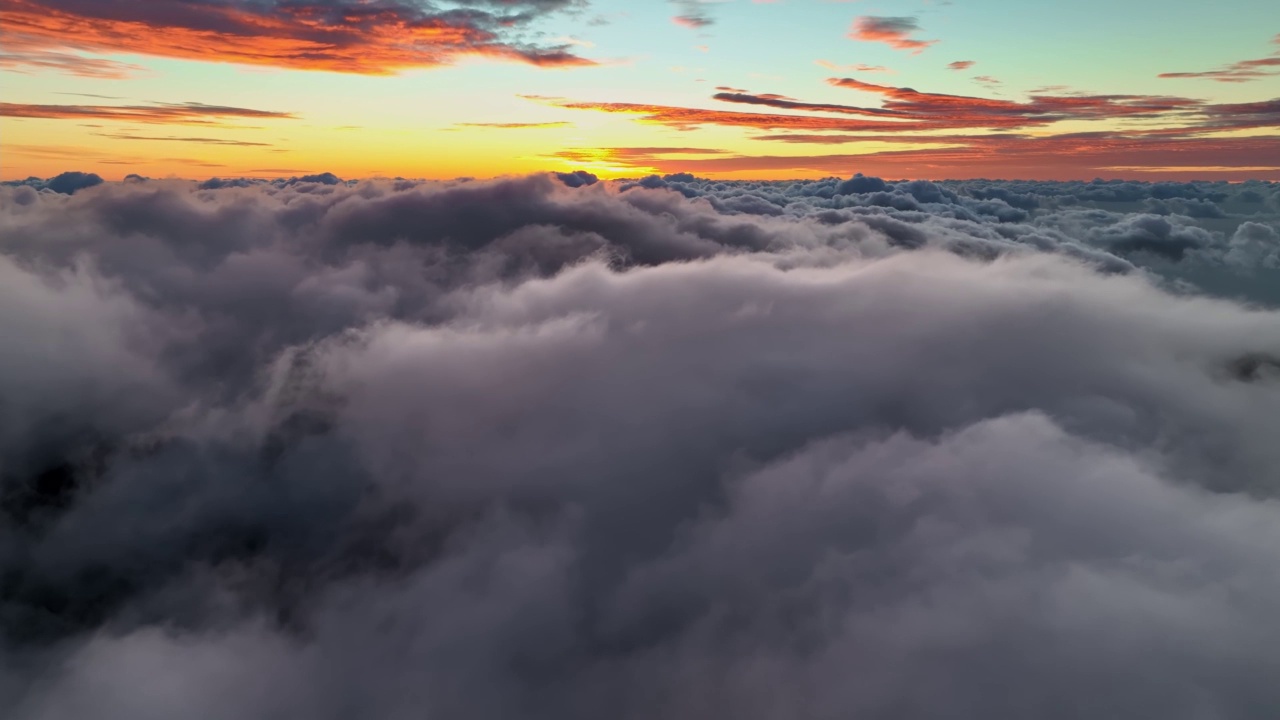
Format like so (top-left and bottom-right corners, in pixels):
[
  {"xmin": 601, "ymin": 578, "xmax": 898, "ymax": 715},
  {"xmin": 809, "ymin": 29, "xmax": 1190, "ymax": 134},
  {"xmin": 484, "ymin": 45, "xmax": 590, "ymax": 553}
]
[
  {"xmin": 0, "ymin": 0, "xmax": 594, "ymax": 74},
  {"xmin": 528, "ymin": 75, "xmax": 1279, "ymax": 179}
]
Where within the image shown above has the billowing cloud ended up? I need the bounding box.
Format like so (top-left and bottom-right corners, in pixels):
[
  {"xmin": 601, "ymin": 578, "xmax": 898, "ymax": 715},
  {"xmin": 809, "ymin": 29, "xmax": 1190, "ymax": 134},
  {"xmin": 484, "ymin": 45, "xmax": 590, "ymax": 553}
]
[
  {"xmin": 0, "ymin": 0, "xmax": 595, "ymax": 75},
  {"xmin": 1, "ymin": 173, "xmax": 1280, "ymax": 718},
  {"xmin": 848, "ymin": 16, "xmax": 936, "ymax": 53}
]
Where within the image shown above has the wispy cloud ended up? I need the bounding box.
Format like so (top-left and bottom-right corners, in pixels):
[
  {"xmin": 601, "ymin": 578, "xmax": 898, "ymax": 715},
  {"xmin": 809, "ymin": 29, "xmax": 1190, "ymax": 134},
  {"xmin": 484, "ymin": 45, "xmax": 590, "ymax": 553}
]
[
  {"xmin": 92, "ymin": 133, "xmax": 273, "ymax": 146},
  {"xmin": 816, "ymin": 60, "xmax": 891, "ymax": 73},
  {"xmin": 1, "ymin": 101, "xmax": 296, "ymax": 125},
  {"xmin": 1159, "ymin": 40, "xmax": 1280, "ymax": 83},
  {"xmin": 0, "ymin": 49, "xmax": 147, "ymax": 79},
  {"xmin": 452, "ymin": 122, "xmax": 573, "ymax": 129}
]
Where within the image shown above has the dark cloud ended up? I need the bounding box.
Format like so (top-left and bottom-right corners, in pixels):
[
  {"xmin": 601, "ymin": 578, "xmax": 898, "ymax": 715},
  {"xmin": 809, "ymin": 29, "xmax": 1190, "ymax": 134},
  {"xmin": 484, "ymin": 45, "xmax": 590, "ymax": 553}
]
[
  {"xmin": 1, "ymin": 172, "xmax": 1280, "ymax": 718},
  {"xmin": 671, "ymin": 0, "xmax": 715, "ymax": 28},
  {"xmin": 555, "ymin": 170, "xmax": 599, "ymax": 188}
]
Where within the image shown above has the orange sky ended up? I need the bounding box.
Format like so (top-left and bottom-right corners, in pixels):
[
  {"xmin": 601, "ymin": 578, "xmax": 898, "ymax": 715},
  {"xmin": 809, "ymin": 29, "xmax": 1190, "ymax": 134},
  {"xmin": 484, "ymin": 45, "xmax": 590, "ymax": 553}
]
[{"xmin": 1, "ymin": 0, "xmax": 1278, "ymax": 181}]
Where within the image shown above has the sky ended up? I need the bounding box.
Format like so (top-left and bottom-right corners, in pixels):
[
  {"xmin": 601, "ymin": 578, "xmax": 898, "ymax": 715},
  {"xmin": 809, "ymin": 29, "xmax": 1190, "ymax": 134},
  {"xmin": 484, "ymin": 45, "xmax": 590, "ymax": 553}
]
[{"xmin": 0, "ymin": 0, "xmax": 1278, "ymax": 181}]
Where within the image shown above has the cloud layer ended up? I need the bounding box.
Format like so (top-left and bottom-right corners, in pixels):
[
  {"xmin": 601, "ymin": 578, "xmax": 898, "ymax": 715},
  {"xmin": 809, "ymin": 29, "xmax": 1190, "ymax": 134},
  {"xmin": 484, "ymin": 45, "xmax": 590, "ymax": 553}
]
[{"xmin": 1, "ymin": 171, "xmax": 1280, "ymax": 718}]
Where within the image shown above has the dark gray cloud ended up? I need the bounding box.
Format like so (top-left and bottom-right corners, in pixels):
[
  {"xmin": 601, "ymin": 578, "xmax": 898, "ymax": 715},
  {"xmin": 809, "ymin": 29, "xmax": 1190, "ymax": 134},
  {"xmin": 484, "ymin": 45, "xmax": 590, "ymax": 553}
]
[{"xmin": 1, "ymin": 172, "xmax": 1280, "ymax": 718}]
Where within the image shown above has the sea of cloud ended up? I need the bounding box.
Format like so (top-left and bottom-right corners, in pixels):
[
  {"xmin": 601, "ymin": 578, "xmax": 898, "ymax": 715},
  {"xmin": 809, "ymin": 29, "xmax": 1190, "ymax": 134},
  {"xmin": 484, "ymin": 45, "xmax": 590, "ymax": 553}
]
[{"xmin": 1, "ymin": 170, "xmax": 1279, "ymax": 718}]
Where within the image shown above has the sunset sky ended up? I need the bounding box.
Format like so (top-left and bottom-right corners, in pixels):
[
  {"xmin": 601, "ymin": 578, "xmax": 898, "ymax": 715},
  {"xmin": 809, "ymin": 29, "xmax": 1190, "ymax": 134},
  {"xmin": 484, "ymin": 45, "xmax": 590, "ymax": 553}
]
[{"xmin": 1, "ymin": 0, "xmax": 1278, "ymax": 181}]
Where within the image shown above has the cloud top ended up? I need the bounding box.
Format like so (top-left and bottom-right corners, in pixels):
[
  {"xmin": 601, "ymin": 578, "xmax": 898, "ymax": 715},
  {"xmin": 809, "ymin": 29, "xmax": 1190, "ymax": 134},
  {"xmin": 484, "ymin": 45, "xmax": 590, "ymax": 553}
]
[{"xmin": 1, "ymin": 172, "xmax": 1279, "ymax": 718}]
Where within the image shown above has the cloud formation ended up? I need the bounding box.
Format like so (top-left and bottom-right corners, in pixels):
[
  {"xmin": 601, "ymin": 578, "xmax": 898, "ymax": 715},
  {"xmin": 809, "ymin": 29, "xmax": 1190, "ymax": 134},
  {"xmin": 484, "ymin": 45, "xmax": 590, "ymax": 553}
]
[
  {"xmin": 1, "ymin": 172, "xmax": 1279, "ymax": 718},
  {"xmin": 0, "ymin": 0, "xmax": 595, "ymax": 74},
  {"xmin": 848, "ymin": 16, "xmax": 936, "ymax": 53},
  {"xmin": 528, "ymin": 77, "xmax": 1280, "ymax": 179}
]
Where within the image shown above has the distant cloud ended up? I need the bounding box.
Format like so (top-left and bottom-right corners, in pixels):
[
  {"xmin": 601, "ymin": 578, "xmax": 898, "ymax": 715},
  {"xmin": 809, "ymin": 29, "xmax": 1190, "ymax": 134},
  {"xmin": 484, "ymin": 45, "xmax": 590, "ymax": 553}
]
[
  {"xmin": 947, "ymin": 60, "xmax": 975, "ymax": 70},
  {"xmin": 453, "ymin": 122, "xmax": 573, "ymax": 129},
  {"xmin": 816, "ymin": 60, "xmax": 892, "ymax": 73},
  {"xmin": 849, "ymin": 16, "xmax": 937, "ymax": 53},
  {"xmin": 1159, "ymin": 34, "xmax": 1280, "ymax": 82},
  {"xmin": 1159, "ymin": 57, "xmax": 1280, "ymax": 82},
  {"xmin": 0, "ymin": 101, "xmax": 296, "ymax": 125},
  {"xmin": 93, "ymin": 133, "xmax": 273, "ymax": 146},
  {"xmin": 0, "ymin": 0, "xmax": 595, "ymax": 74},
  {"xmin": 528, "ymin": 76, "xmax": 1280, "ymax": 180},
  {"xmin": 672, "ymin": 0, "xmax": 716, "ymax": 28},
  {"xmin": 0, "ymin": 50, "xmax": 147, "ymax": 79}
]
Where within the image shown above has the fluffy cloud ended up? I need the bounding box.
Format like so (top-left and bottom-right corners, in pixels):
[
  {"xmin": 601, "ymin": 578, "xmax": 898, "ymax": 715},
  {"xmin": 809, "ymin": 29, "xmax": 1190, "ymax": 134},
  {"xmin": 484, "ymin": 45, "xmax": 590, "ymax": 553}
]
[
  {"xmin": 1, "ymin": 172, "xmax": 1280, "ymax": 718},
  {"xmin": 848, "ymin": 16, "xmax": 936, "ymax": 53}
]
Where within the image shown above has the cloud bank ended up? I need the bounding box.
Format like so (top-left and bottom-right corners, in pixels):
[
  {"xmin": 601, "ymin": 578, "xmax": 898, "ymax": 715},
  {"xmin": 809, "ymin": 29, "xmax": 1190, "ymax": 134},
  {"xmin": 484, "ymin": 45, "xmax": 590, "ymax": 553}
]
[{"xmin": 2, "ymin": 171, "xmax": 1280, "ymax": 718}]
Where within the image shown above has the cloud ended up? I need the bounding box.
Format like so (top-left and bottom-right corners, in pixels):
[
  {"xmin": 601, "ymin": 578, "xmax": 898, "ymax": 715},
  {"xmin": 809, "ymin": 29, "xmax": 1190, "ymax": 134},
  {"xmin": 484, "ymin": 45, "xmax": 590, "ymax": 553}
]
[
  {"xmin": 453, "ymin": 122, "xmax": 573, "ymax": 129},
  {"xmin": 1, "ymin": 173, "xmax": 1280, "ymax": 717},
  {"xmin": 526, "ymin": 79, "xmax": 1279, "ymax": 178},
  {"xmin": 0, "ymin": 49, "xmax": 147, "ymax": 79},
  {"xmin": 947, "ymin": 60, "xmax": 975, "ymax": 70},
  {"xmin": 1159, "ymin": 36, "xmax": 1280, "ymax": 83},
  {"xmin": 826, "ymin": 77, "xmax": 1203, "ymax": 125},
  {"xmin": 815, "ymin": 60, "xmax": 891, "ymax": 73},
  {"xmin": 711, "ymin": 91, "xmax": 906, "ymax": 117},
  {"xmin": 848, "ymin": 16, "xmax": 937, "ymax": 53},
  {"xmin": 92, "ymin": 133, "xmax": 273, "ymax": 147},
  {"xmin": 0, "ymin": 0, "xmax": 594, "ymax": 75},
  {"xmin": 0, "ymin": 101, "xmax": 296, "ymax": 126},
  {"xmin": 672, "ymin": 0, "xmax": 716, "ymax": 28}
]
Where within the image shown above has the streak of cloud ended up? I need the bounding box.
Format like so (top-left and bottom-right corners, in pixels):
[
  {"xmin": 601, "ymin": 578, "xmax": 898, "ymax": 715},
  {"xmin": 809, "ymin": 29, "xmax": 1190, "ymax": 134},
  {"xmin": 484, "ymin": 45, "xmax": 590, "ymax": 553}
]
[{"xmin": 0, "ymin": 101, "xmax": 296, "ymax": 125}]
